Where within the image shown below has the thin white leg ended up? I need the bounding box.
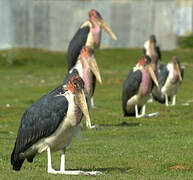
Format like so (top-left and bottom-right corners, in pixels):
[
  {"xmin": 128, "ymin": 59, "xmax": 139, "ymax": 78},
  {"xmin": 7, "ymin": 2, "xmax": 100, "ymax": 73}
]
[
  {"xmin": 47, "ymin": 147, "xmax": 57, "ymax": 174},
  {"xmin": 135, "ymin": 104, "xmax": 138, "ymax": 118},
  {"xmin": 165, "ymin": 94, "xmax": 169, "ymax": 106},
  {"xmin": 172, "ymin": 95, "xmax": 176, "ymax": 106},
  {"xmin": 135, "ymin": 104, "xmax": 142, "ymax": 118},
  {"xmin": 60, "ymin": 148, "xmax": 65, "ymax": 172},
  {"xmin": 90, "ymin": 97, "xmax": 96, "ymax": 108},
  {"xmin": 142, "ymin": 104, "xmax": 146, "ymax": 116}
]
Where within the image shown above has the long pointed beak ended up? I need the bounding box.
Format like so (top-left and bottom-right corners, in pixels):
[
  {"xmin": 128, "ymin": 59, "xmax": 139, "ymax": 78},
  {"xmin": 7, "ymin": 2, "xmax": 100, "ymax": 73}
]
[
  {"xmin": 88, "ymin": 57, "xmax": 102, "ymax": 84},
  {"xmin": 148, "ymin": 66, "xmax": 159, "ymax": 87},
  {"xmin": 75, "ymin": 89, "xmax": 91, "ymax": 126},
  {"xmin": 101, "ymin": 20, "xmax": 118, "ymax": 40},
  {"xmin": 177, "ymin": 65, "xmax": 182, "ymax": 81}
]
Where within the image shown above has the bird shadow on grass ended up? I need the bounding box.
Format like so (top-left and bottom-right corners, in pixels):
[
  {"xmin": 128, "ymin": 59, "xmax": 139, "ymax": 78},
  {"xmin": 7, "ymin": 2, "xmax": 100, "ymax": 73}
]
[
  {"xmin": 0, "ymin": 131, "xmax": 10, "ymax": 134},
  {"xmin": 99, "ymin": 121, "xmax": 140, "ymax": 127}
]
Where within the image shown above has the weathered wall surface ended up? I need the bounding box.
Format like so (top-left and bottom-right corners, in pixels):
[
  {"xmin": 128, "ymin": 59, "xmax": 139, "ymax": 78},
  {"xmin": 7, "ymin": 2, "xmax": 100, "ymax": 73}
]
[{"xmin": 0, "ymin": 0, "xmax": 192, "ymax": 51}]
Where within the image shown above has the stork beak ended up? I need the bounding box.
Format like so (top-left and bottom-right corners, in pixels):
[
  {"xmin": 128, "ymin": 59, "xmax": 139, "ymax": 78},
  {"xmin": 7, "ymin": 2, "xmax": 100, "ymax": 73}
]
[
  {"xmin": 75, "ymin": 89, "xmax": 91, "ymax": 126},
  {"xmin": 148, "ymin": 66, "xmax": 159, "ymax": 87},
  {"xmin": 177, "ymin": 65, "xmax": 182, "ymax": 81},
  {"xmin": 100, "ymin": 19, "xmax": 118, "ymax": 40},
  {"xmin": 87, "ymin": 57, "xmax": 102, "ymax": 84}
]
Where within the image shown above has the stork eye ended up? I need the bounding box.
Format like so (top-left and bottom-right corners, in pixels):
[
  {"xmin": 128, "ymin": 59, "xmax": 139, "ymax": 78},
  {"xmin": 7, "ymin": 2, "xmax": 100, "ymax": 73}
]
[{"xmin": 73, "ymin": 82, "xmax": 77, "ymax": 87}]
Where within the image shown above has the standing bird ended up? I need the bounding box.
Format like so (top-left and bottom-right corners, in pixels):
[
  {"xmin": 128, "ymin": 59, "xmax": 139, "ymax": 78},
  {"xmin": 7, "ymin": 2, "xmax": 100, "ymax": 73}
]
[
  {"xmin": 143, "ymin": 34, "xmax": 161, "ymax": 62},
  {"xmin": 11, "ymin": 70, "xmax": 101, "ymax": 175},
  {"xmin": 67, "ymin": 9, "xmax": 117, "ymax": 71},
  {"xmin": 67, "ymin": 9, "xmax": 117, "ymax": 107},
  {"xmin": 122, "ymin": 56, "xmax": 159, "ymax": 118},
  {"xmin": 152, "ymin": 56, "xmax": 184, "ymax": 106},
  {"xmin": 70, "ymin": 46, "xmax": 102, "ymax": 128},
  {"xmin": 143, "ymin": 34, "xmax": 161, "ymax": 103}
]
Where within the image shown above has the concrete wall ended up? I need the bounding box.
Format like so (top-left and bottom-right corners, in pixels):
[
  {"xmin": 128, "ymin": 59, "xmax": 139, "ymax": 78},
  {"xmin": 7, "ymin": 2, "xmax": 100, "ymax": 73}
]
[
  {"xmin": 0, "ymin": 0, "xmax": 193, "ymax": 51},
  {"xmin": 0, "ymin": 0, "xmax": 12, "ymax": 49}
]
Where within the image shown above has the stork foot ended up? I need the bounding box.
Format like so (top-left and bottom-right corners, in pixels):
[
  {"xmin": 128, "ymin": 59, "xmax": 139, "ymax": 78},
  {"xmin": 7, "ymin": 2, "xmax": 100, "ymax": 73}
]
[
  {"xmin": 49, "ymin": 170, "xmax": 103, "ymax": 175},
  {"xmin": 144, "ymin": 112, "xmax": 160, "ymax": 118},
  {"xmin": 136, "ymin": 115, "xmax": 144, "ymax": 118},
  {"xmin": 48, "ymin": 167, "xmax": 58, "ymax": 174}
]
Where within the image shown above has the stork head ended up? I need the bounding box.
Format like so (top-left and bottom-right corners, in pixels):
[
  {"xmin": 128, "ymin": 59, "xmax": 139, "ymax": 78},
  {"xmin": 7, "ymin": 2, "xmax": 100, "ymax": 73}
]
[
  {"xmin": 150, "ymin": 34, "xmax": 156, "ymax": 43},
  {"xmin": 80, "ymin": 46, "xmax": 102, "ymax": 84},
  {"xmin": 136, "ymin": 58, "xmax": 146, "ymax": 70},
  {"xmin": 172, "ymin": 56, "xmax": 182, "ymax": 81},
  {"xmin": 63, "ymin": 70, "xmax": 91, "ymax": 124},
  {"xmin": 89, "ymin": 9, "xmax": 117, "ymax": 40}
]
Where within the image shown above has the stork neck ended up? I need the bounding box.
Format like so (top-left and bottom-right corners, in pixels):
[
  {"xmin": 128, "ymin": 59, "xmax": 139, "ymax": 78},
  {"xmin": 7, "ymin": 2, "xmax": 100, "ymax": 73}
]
[
  {"xmin": 88, "ymin": 19, "xmax": 101, "ymax": 48},
  {"xmin": 145, "ymin": 40, "xmax": 158, "ymax": 61}
]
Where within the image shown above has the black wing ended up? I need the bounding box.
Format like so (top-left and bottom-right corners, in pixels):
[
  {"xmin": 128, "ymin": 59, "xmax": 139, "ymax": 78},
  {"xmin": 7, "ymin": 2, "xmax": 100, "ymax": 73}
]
[
  {"xmin": 11, "ymin": 84, "xmax": 68, "ymax": 167},
  {"xmin": 181, "ymin": 66, "xmax": 184, "ymax": 79},
  {"xmin": 156, "ymin": 46, "xmax": 161, "ymax": 60},
  {"xmin": 157, "ymin": 62, "xmax": 169, "ymax": 87},
  {"xmin": 67, "ymin": 26, "xmax": 90, "ymax": 71},
  {"xmin": 143, "ymin": 48, "xmax": 146, "ymax": 56},
  {"xmin": 91, "ymin": 74, "xmax": 96, "ymax": 97},
  {"xmin": 152, "ymin": 62, "xmax": 169, "ymax": 103},
  {"xmin": 122, "ymin": 70, "xmax": 142, "ymax": 116}
]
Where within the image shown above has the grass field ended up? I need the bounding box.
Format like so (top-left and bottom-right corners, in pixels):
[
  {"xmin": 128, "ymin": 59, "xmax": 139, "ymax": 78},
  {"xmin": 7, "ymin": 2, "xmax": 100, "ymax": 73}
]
[{"xmin": 0, "ymin": 48, "xmax": 193, "ymax": 179}]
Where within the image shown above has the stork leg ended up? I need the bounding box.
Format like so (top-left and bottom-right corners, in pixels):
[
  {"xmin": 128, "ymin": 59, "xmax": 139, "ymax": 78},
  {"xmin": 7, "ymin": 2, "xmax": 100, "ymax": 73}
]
[
  {"xmin": 60, "ymin": 148, "xmax": 66, "ymax": 172},
  {"xmin": 58, "ymin": 148, "xmax": 102, "ymax": 175},
  {"xmin": 172, "ymin": 95, "xmax": 176, "ymax": 106},
  {"xmin": 47, "ymin": 147, "xmax": 57, "ymax": 174},
  {"xmin": 165, "ymin": 94, "xmax": 169, "ymax": 106},
  {"xmin": 142, "ymin": 104, "xmax": 146, "ymax": 116},
  {"xmin": 90, "ymin": 97, "xmax": 96, "ymax": 109},
  {"xmin": 135, "ymin": 104, "xmax": 143, "ymax": 118},
  {"xmin": 135, "ymin": 104, "xmax": 139, "ymax": 118},
  {"xmin": 141, "ymin": 104, "xmax": 160, "ymax": 118}
]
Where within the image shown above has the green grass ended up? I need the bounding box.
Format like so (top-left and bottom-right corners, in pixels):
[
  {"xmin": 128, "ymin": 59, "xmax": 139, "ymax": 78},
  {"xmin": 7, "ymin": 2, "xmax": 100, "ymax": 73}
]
[{"xmin": 0, "ymin": 48, "xmax": 193, "ymax": 179}]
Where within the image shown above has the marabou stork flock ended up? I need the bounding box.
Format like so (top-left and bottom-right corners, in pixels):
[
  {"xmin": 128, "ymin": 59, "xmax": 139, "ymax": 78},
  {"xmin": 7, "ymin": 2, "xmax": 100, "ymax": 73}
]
[{"xmin": 10, "ymin": 10, "xmax": 184, "ymax": 175}]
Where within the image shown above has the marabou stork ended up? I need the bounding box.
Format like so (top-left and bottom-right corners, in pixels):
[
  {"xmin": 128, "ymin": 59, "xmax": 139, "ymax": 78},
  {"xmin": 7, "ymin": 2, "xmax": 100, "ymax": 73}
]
[
  {"xmin": 70, "ymin": 46, "xmax": 102, "ymax": 128},
  {"xmin": 11, "ymin": 70, "xmax": 102, "ymax": 175},
  {"xmin": 67, "ymin": 9, "xmax": 117, "ymax": 107},
  {"xmin": 152, "ymin": 56, "xmax": 184, "ymax": 106},
  {"xmin": 122, "ymin": 56, "xmax": 160, "ymax": 118},
  {"xmin": 142, "ymin": 34, "xmax": 161, "ymax": 103},
  {"xmin": 143, "ymin": 34, "xmax": 161, "ymax": 62}
]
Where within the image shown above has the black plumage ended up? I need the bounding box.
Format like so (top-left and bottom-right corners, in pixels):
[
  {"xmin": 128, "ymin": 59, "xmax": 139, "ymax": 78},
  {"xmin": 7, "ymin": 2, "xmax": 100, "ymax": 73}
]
[
  {"xmin": 152, "ymin": 62, "xmax": 169, "ymax": 103},
  {"xmin": 11, "ymin": 70, "xmax": 83, "ymax": 171},
  {"xmin": 122, "ymin": 70, "xmax": 142, "ymax": 116},
  {"xmin": 67, "ymin": 26, "xmax": 90, "ymax": 71},
  {"xmin": 11, "ymin": 84, "xmax": 68, "ymax": 170},
  {"xmin": 156, "ymin": 62, "xmax": 169, "ymax": 87}
]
